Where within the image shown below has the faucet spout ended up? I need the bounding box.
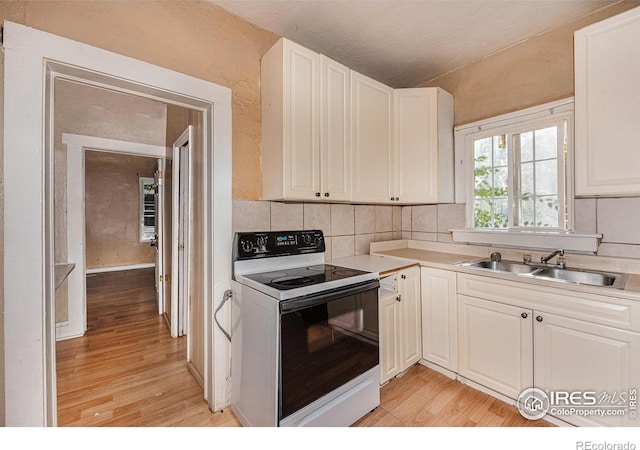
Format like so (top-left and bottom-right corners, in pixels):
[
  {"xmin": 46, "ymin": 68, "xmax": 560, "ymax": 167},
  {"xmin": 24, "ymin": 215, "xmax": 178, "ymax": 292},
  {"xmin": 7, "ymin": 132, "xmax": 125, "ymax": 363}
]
[{"xmin": 541, "ymin": 249, "xmax": 565, "ymax": 267}]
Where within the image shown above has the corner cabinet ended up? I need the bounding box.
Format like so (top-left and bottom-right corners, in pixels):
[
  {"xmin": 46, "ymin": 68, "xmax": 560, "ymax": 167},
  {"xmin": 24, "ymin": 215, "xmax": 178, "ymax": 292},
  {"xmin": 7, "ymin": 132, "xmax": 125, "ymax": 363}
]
[
  {"xmin": 394, "ymin": 88, "xmax": 454, "ymax": 204},
  {"xmin": 379, "ymin": 266, "xmax": 422, "ymax": 384},
  {"xmin": 260, "ymin": 37, "xmax": 454, "ymax": 204},
  {"xmin": 261, "ymin": 38, "xmax": 351, "ymax": 201},
  {"xmin": 574, "ymin": 6, "xmax": 640, "ymax": 196}
]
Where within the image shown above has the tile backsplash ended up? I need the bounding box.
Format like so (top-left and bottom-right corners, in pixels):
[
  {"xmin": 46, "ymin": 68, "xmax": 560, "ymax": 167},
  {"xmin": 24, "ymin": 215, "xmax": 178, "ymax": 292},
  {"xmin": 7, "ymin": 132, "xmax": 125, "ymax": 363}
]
[
  {"xmin": 232, "ymin": 200, "xmax": 467, "ymax": 260},
  {"xmin": 233, "ymin": 197, "xmax": 640, "ymax": 260}
]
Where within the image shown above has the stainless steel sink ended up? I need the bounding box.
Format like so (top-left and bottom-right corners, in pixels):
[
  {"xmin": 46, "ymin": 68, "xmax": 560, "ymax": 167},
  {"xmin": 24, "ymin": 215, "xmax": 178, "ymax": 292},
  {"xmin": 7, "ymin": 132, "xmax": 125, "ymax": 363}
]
[
  {"xmin": 458, "ymin": 259, "xmax": 540, "ymax": 274},
  {"xmin": 533, "ymin": 267, "xmax": 627, "ymax": 289},
  {"xmin": 455, "ymin": 258, "xmax": 627, "ymax": 289}
]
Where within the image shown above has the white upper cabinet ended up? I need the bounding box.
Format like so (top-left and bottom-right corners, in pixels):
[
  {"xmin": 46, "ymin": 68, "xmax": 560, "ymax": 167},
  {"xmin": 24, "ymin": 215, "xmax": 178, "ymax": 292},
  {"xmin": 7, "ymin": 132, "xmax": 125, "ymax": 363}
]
[
  {"xmin": 394, "ymin": 88, "xmax": 454, "ymax": 204},
  {"xmin": 574, "ymin": 6, "xmax": 640, "ymax": 196},
  {"xmin": 350, "ymin": 70, "xmax": 394, "ymax": 203},
  {"xmin": 261, "ymin": 38, "xmax": 320, "ymax": 200},
  {"xmin": 260, "ymin": 37, "xmax": 454, "ymax": 204},
  {"xmin": 320, "ymin": 55, "xmax": 351, "ymax": 201},
  {"xmin": 261, "ymin": 39, "xmax": 351, "ymax": 201}
]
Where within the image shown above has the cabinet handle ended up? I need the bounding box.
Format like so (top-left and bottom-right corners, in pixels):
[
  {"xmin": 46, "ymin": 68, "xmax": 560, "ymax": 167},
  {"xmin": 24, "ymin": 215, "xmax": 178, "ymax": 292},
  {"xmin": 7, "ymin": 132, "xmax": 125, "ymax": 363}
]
[
  {"xmin": 521, "ymin": 312, "xmax": 528, "ymax": 319},
  {"xmin": 401, "ymin": 274, "xmax": 406, "ymax": 279},
  {"xmin": 390, "ymin": 197, "xmax": 394, "ymax": 201},
  {"xmin": 396, "ymin": 294, "xmax": 401, "ymax": 302},
  {"xmin": 395, "ymin": 197, "xmax": 399, "ymax": 201},
  {"xmin": 536, "ymin": 315, "xmax": 543, "ymax": 322},
  {"xmin": 315, "ymin": 192, "xmax": 321, "ymax": 197},
  {"xmin": 324, "ymin": 192, "xmax": 330, "ymax": 197}
]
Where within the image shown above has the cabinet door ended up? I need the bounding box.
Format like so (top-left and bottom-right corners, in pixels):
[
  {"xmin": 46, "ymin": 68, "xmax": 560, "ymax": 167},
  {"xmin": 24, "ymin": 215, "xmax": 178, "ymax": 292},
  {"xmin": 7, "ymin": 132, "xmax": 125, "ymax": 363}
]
[
  {"xmin": 379, "ymin": 292, "xmax": 401, "ymax": 384},
  {"xmin": 575, "ymin": 7, "xmax": 640, "ymax": 196},
  {"xmin": 421, "ymin": 267, "xmax": 457, "ymax": 372},
  {"xmin": 458, "ymin": 294, "xmax": 533, "ymax": 400},
  {"xmin": 350, "ymin": 70, "xmax": 394, "ymax": 203},
  {"xmin": 320, "ymin": 55, "xmax": 351, "ymax": 201},
  {"xmin": 262, "ymin": 38, "xmax": 320, "ymax": 200},
  {"xmin": 534, "ymin": 312, "xmax": 640, "ymax": 427},
  {"xmin": 394, "ymin": 88, "xmax": 439, "ymax": 204},
  {"xmin": 398, "ymin": 267, "xmax": 422, "ymax": 368}
]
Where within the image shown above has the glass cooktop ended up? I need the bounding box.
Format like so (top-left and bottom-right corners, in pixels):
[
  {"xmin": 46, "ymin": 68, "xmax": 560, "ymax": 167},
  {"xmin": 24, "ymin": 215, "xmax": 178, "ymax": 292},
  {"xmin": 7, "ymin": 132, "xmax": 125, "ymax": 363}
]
[{"xmin": 243, "ymin": 264, "xmax": 370, "ymax": 291}]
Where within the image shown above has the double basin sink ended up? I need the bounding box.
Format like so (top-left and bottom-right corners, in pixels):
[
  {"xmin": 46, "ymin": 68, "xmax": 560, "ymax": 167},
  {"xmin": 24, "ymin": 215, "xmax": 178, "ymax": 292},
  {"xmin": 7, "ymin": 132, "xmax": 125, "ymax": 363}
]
[{"xmin": 455, "ymin": 258, "xmax": 627, "ymax": 289}]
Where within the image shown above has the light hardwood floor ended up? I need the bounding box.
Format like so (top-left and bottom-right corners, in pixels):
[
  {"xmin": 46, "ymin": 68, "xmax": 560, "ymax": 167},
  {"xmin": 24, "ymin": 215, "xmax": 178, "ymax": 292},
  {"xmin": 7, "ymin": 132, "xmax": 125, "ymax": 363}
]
[{"xmin": 56, "ymin": 268, "xmax": 551, "ymax": 427}]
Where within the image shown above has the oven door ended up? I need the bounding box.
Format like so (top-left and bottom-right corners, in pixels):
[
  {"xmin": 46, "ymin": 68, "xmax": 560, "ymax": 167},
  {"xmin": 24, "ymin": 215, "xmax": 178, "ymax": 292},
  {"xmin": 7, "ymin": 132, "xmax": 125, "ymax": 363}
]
[{"xmin": 278, "ymin": 280, "xmax": 380, "ymax": 421}]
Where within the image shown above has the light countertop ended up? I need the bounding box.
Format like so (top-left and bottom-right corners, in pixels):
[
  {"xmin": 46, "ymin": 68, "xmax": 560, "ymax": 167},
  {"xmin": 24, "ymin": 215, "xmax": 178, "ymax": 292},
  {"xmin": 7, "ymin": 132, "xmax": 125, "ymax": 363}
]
[
  {"xmin": 329, "ymin": 254, "xmax": 419, "ymax": 276},
  {"xmin": 369, "ymin": 242, "xmax": 640, "ymax": 302}
]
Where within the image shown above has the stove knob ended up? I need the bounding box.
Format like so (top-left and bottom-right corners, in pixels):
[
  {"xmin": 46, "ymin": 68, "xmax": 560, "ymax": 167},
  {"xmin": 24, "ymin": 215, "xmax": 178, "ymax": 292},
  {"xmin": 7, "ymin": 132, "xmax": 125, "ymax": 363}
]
[
  {"xmin": 302, "ymin": 233, "xmax": 312, "ymax": 245},
  {"xmin": 314, "ymin": 236, "xmax": 323, "ymax": 247},
  {"xmin": 241, "ymin": 240, "xmax": 254, "ymax": 253}
]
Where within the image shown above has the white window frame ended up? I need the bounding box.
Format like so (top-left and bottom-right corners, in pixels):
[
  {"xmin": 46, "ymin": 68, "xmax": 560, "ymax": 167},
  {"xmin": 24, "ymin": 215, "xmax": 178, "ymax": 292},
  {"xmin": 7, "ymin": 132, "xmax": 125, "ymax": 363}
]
[{"xmin": 451, "ymin": 98, "xmax": 601, "ymax": 252}]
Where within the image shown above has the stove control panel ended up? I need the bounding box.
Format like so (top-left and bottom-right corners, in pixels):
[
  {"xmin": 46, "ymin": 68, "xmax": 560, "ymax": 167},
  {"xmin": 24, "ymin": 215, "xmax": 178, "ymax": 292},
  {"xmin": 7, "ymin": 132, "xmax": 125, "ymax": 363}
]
[{"xmin": 234, "ymin": 230, "xmax": 325, "ymax": 260}]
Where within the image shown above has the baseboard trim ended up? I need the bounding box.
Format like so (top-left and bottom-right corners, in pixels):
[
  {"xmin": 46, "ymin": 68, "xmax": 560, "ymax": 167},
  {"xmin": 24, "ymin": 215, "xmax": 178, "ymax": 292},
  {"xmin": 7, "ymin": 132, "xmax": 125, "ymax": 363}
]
[
  {"xmin": 419, "ymin": 359, "xmax": 457, "ymax": 380},
  {"xmin": 86, "ymin": 263, "xmax": 155, "ymax": 274}
]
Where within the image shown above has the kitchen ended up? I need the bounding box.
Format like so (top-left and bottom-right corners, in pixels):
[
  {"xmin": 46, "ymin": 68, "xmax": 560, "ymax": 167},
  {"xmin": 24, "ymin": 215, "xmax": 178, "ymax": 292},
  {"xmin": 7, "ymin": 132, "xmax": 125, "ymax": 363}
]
[{"xmin": 2, "ymin": 0, "xmax": 640, "ymax": 443}]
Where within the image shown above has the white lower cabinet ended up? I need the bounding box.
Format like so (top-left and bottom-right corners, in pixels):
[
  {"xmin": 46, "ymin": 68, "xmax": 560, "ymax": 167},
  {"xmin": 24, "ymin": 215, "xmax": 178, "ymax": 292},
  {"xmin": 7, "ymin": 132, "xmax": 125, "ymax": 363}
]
[
  {"xmin": 534, "ymin": 312, "xmax": 640, "ymax": 427},
  {"xmin": 457, "ymin": 294, "xmax": 533, "ymax": 400},
  {"xmin": 456, "ymin": 272, "xmax": 640, "ymax": 427},
  {"xmin": 421, "ymin": 267, "xmax": 458, "ymax": 372},
  {"xmin": 379, "ymin": 266, "xmax": 422, "ymax": 384}
]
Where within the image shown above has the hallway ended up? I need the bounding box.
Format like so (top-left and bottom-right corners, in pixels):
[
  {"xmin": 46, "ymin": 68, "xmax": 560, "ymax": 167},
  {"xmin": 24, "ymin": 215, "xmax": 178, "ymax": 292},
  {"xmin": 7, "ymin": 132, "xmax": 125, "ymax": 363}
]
[{"xmin": 55, "ymin": 268, "xmax": 239, "ymax": 426}]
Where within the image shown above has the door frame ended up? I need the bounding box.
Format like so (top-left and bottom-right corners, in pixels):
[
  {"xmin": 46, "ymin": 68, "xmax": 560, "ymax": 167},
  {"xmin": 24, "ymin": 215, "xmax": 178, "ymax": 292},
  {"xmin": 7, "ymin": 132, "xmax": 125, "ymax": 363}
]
[
  {"xmin": 60, "ymin": 133, "xmax": 167, "ymax": 341},
  {"xmin": 3, "ymin": 21, "xmax": 232, "ymax": 425},
  {"xmin": 171, "ymin": 126, "xmax": 193, "ymax": 338}
]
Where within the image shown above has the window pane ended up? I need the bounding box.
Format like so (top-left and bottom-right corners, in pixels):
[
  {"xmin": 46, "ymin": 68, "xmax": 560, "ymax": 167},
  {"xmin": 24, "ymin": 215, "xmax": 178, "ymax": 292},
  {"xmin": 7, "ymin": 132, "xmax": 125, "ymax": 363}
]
[
  {"xmin": 494, "ymin": 167, "xmax": 508, "ymax": 195},
  {"xmin": 535, "ymin": 159, "xmax": 557, "ymax": 196},
  {"xmin": 535, "ymin": 126, "xmax": 557, "ymax": 160},
  {"xmin": 493, "ymin": 134, "xmax": 508, "ymax": 166},
  {"xmin": 474, "ymin": 199, "xmax": 492, "ymax": 228},
  {"xmin": 535, "ymin": 196, "xmax": 559, "ymax": 228},
  {"xmin": 519, "ymin": 162, "xmax": 534, "ymax": 196},
  {"xmin": 518, "ymin": 196, "xmax": 535, "ymax": 227},
  {"xmin": 493, "ymin": 198, "xmax": 508, "ymax": 228},
  {"xmin": 474, "ymin": 138, "xmax": 492, "ymax": 167},
  {"xmin": 518, "ymin": 131, "xmax": 534, "ymax": 162}
]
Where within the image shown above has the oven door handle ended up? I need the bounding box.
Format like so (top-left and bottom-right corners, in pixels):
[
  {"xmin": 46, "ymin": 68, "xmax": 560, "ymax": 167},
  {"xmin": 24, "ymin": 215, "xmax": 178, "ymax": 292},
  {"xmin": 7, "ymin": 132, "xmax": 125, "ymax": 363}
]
[{"xmin": 280, "ymin": 279, "xmax": 380, "ymax": 314}]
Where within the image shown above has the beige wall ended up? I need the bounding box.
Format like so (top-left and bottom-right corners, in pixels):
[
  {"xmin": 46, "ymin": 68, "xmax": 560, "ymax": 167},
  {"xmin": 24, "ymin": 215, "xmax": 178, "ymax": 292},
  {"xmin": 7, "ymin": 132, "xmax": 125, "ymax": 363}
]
[
  {"xmin": 419, "ymin": 2, "xmax": 640, "ymax": 126},
  {"xmin": 15, "ymin": 0, "xmax": 279, "ymax": 201},
  {"xmin": 84, "ymin": 151, "xmax": 157, "ymax": 269}
]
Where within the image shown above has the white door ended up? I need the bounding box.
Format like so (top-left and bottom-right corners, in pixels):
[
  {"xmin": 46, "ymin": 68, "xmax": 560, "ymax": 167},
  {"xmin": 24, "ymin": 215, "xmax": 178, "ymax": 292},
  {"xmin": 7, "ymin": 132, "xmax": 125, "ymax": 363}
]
[
  {"xmin": 458, "ymin": 294, "xmax": 533, "ymax": 400},
  {"xmin": 171, "ymin": 127, "xmax": 193, "ymax": 338},
  {"xmin": 154, "ymin": 158, "xmax": 165, "ymax": 315},
  {"xmin": 379, "ymin": 290, "xmax": 401, "ymax": 384}
]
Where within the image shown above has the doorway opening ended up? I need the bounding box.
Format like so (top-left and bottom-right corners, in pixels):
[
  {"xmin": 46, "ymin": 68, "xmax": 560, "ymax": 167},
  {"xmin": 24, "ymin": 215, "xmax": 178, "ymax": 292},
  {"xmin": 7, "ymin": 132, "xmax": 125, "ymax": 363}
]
[{"xmin": 4, "ymin": 22, "xmax": 232, "ymax": 425}]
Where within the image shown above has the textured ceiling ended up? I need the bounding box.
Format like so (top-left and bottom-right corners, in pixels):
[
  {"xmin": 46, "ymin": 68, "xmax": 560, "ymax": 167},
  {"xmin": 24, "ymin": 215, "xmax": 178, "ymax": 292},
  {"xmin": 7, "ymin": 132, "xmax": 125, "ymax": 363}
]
[{"xmin": 212, "ymin": 0, "xmax": 627, "ymax": 87}]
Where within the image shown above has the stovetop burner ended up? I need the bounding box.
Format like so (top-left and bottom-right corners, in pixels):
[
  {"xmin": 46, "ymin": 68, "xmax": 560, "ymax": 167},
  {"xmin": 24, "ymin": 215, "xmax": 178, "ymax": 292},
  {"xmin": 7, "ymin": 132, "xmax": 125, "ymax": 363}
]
[{"xmin": 243, "ymin": 264, "xmax": 370, "ymax": 291}]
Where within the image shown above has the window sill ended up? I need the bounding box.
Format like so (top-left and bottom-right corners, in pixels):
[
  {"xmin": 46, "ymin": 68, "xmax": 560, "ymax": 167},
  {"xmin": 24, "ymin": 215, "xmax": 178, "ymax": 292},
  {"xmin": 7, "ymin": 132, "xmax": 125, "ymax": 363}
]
[{"xmin": 450, "ymin": 229, "xmax": 601, "ymax": 253}]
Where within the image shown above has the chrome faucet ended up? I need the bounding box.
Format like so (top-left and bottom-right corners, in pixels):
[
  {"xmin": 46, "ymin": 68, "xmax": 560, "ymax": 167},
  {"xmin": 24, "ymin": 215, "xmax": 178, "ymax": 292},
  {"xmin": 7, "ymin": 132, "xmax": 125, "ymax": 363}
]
[{"xmin": 541, "ymin": 249, "xmax": 566, "ymax": 269}]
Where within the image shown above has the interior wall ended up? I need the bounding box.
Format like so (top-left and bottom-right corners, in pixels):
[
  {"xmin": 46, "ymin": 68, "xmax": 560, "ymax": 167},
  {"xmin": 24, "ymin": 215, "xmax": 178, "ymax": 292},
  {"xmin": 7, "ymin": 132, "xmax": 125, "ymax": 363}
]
[
  {"xmin": 418, "ymin": 1, "xmax": 640, "ymax": 126},
  {"xmin": 166, "ymin": 105, "xmax": 206, "ymax": 382},
  {"xmin": 13, "ymin": 0, "xmax": 278, "ymax": 201},
  {"xmin": 84, "ymin": 151, "xmax": 157, "ymax": 270}
]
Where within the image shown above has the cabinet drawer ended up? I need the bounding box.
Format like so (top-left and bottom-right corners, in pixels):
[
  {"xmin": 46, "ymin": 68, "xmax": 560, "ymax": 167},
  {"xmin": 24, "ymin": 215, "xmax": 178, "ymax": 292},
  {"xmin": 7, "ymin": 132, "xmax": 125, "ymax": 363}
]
[{"xmin": 457, "ymin": 273, "xmax": 640, "ymax": 332}]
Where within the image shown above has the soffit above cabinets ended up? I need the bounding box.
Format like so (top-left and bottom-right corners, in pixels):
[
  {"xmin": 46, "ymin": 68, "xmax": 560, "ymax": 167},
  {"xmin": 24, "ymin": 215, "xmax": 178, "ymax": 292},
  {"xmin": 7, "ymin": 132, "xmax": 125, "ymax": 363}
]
[{"xmin": 211, "ymin": 0, "xmax": 628, "ymax": 88}]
